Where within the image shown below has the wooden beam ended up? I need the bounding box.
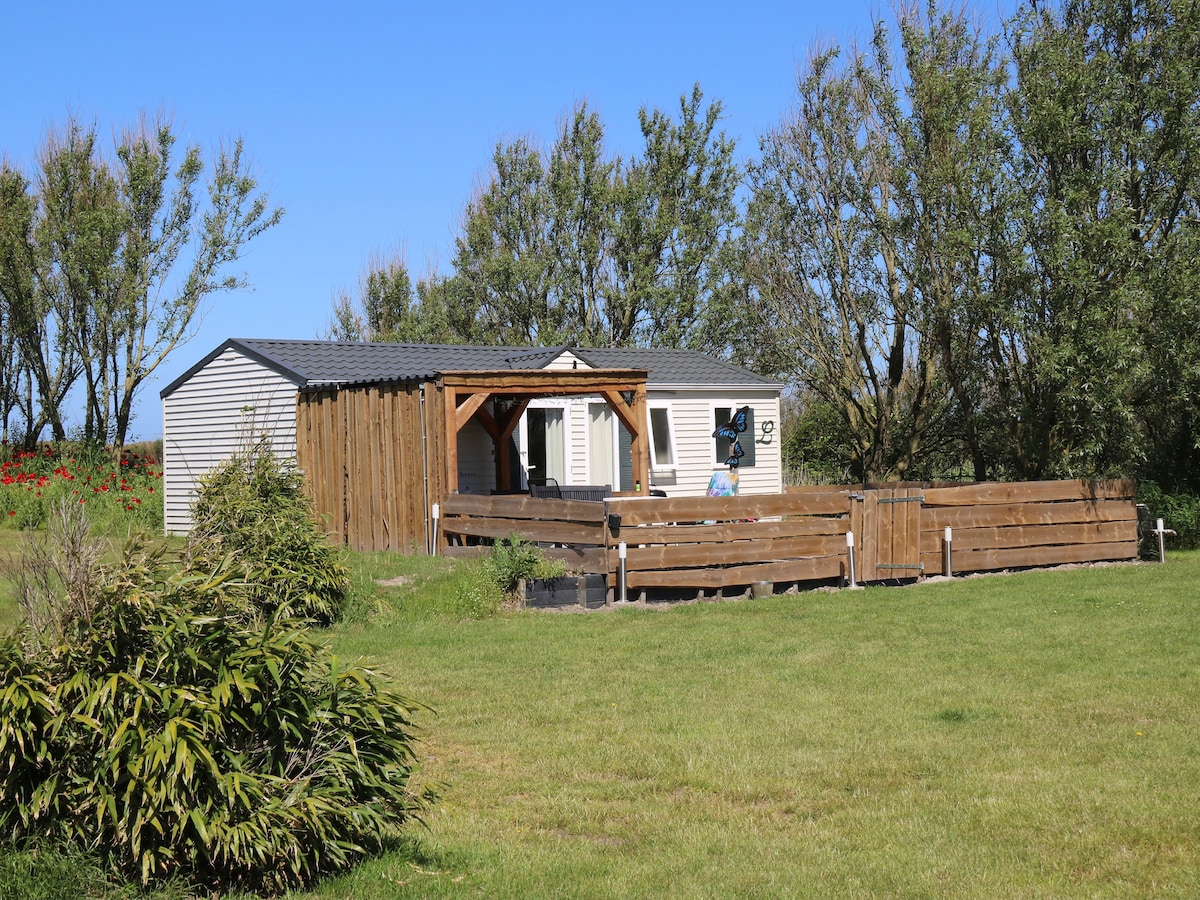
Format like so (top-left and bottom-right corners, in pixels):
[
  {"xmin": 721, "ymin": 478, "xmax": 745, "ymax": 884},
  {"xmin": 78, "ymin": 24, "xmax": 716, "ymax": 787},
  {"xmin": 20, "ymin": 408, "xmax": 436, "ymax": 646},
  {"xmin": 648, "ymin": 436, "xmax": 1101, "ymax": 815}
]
[
  {"xmin": 439, "ymin": 368, "xmax": 648, "ymax": 393},
  {"xmin": 442, "ymin": 384, "xmax": 459, "ymax": 497},
  {"xmin": 600, "ymin": 389, "xmax": 638, "ymax": 435},
  {"xmin": 455, "ymin": 391, "xmax": 492, "ymax": 433},
  {"xmin": 492, "ymin": 400, "xmax": 528, "ymax": 492},
  {"xmin": 497, "ymin": 399, "xmax": 530, "ymax": 440},
  {"xmin": 630, "ymin": 382, "xmax": 649, "ymax": 492}
]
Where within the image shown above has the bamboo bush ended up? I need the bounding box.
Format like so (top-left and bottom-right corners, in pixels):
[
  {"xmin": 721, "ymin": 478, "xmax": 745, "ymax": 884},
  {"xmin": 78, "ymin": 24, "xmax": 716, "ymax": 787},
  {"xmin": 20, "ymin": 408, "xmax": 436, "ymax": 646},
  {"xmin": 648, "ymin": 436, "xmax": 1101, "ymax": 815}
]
[
  {"xmin": 185, "ymin": 440, "xmax": 350, "ymax": 624},
  {"xmin": 0, "ymin": 499, "xmax": 432, "ymax": 894}
]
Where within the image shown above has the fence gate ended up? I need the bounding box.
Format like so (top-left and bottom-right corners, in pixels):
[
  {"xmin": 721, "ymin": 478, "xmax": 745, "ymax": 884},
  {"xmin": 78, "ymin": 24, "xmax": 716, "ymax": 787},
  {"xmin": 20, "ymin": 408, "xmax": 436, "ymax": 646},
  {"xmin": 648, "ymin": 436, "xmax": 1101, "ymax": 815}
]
[{"xmin": 852, "ymin": 486, "xmax": 925, "ymax": 582}]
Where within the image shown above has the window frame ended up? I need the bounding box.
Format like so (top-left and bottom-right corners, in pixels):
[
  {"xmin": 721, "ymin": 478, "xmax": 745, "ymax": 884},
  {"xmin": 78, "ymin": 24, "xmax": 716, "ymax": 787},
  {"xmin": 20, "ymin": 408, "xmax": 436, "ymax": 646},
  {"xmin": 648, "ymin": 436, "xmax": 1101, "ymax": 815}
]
[{"xmin": 647, "ymin": 401, "xmax": 678, "ymax": 473}]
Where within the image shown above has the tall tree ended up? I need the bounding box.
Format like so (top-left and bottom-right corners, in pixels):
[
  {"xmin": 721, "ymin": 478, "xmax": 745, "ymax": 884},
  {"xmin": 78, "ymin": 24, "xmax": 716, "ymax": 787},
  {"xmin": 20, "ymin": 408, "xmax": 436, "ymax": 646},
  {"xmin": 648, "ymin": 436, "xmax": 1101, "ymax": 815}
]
[
  {"xmin": 744, "ymin": 26, "xmax": 944, "ymax": 482},
  {"xmin": 901, "ymin": 2, "xmax": 1014, "ymax": 481},
  {"xmin": 0, "ymin": 157, "xmax": 80, "ymax": 443},
  {"xmin": 609, "ymin": 84, "xmax": 741, "ymax": 349},
  {"xmin": 1002, "ymin": 0, "xmax": 1200, "ymax": 479},
  {"xmin": 323, "ymin": 254, "xmax": 472, "ymax": 344},
  {"xmin": 452, "ymin": 137, "xmax": 560, "ymax": 345},
  {"xmin": 0, "ymin": 115, "xmax": 282, "ymax": 447},
  {"xmin": 433, "ymin": 87, "xmax": 739, "ymax": 350}
]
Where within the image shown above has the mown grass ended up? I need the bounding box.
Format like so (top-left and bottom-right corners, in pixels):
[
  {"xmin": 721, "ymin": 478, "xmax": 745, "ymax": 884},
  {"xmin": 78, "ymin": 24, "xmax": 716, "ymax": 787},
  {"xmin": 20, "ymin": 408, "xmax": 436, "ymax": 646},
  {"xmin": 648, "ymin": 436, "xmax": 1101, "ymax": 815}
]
[
  {"xmin": 1, "ymin": 546, "xmax": 1197, "ymax": 898},
  {"xmin": 295, "ymin": 552, "xmax": 1200, "ymax": 898}
]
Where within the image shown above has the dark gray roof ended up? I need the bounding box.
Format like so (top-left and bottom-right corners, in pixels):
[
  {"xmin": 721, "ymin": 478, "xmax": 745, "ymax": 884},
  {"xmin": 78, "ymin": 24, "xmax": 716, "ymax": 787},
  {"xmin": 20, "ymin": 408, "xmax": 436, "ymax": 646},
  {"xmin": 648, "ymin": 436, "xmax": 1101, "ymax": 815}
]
[{"xmin": 162, "ymin": 338, "xmax": 777, "ymax": 398}]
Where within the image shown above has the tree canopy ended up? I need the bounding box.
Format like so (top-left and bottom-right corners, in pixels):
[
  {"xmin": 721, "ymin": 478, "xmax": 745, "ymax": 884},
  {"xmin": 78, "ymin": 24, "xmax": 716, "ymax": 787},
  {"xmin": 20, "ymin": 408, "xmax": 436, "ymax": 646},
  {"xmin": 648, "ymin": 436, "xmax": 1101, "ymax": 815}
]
[{"xmin": 0, "ymin": 115, "xmax": 282, "ymax": 448}]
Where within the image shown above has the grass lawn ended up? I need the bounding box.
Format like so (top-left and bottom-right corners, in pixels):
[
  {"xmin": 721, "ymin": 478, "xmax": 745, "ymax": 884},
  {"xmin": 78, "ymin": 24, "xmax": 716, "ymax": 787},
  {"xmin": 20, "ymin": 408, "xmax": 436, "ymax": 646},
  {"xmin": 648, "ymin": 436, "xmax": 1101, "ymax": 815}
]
[
  {"xmin": 1, "ymin": 542, "xmax": 1196, "ymax": 898},
  {"xmin": 297, "ymin": 553, "xmax": 1200, "ymax": 898}
]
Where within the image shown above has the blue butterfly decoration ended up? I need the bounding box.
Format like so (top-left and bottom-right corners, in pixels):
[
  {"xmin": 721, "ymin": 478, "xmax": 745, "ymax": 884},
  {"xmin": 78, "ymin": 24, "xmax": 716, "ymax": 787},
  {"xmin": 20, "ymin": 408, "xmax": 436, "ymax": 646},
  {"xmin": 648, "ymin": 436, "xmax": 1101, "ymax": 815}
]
[{"xmin": 712, "ymin": 406, "xmax": 750, "ymax": 469}]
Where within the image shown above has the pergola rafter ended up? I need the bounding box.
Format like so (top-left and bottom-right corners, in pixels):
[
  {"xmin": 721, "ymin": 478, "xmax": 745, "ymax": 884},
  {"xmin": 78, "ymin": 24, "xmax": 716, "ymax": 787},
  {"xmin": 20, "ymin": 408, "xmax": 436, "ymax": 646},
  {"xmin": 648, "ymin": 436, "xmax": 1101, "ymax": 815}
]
[{"xmin": 437, "ymin": 368, "xmax": 650, "ymax": 495}]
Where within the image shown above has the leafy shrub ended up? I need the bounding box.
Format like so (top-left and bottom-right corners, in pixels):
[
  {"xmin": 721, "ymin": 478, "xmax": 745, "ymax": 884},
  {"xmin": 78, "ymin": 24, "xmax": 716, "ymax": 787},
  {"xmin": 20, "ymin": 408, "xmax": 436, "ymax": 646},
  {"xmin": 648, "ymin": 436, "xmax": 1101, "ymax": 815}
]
[
  {"xmin": 0, "ymin": 507, "xmax": 432, "ymax": 895},
  {"xmin": 485, "ymin": 534, "xmax": 566, "ymax": 596},
  {"xmin": 1136, "ymin": 482, "xmax": 1200, "ymax": 550},
  {"xmin": 186, "ymin": 441, "xmax": 350, "ymax": 623}
]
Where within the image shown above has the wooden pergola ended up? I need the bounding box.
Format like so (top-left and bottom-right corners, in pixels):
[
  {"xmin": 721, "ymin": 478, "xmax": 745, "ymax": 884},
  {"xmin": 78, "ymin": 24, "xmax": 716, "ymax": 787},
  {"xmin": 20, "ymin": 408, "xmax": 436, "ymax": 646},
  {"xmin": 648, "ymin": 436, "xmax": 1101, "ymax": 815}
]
[{"xmin": 438, "ymin": 368, "xmax": 650, "ymax": 495}]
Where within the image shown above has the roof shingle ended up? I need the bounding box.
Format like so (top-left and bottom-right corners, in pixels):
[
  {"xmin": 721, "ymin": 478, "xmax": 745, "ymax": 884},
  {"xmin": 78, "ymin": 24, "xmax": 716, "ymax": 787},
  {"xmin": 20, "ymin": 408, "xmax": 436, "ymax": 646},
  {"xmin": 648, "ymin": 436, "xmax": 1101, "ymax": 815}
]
[{"xmin": 163, "ymin": 339, "xmax": 776, "ymax": 398}]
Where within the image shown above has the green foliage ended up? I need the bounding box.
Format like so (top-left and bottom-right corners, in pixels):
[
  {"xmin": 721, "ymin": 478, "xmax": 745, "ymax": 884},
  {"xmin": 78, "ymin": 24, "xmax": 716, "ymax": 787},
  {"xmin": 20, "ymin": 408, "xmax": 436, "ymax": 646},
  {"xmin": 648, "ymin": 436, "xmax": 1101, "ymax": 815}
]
[
  {"xmin": 0, "ymin": 526, "xmax": 431, "ymax": 895},
  {"xmin": 485, "ymin": 534, "xmax": 566, "ymax": 596},
  {"xmin": 742, "ymin": 0, "xmax": 1200, "ymax": 487},
  {"xmin": 1136, "ymin": 482, "xmax": 1200, "ymax": 550},
  {"xmin": 0, "ymin": 116, "xmax": 281, "ymax": 448},
  {"xmin": 186, "ymin": 441, "xmax": 350, "ymax": 624},
  {"xmin": 781, "ymin": 395, "xmax": 856, "ymax": 484}
]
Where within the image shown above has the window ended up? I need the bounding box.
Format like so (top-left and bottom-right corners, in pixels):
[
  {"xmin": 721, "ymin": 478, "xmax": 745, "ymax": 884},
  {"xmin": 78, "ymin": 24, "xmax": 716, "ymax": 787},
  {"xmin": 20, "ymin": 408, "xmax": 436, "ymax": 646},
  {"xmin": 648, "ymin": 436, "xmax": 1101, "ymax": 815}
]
[
  {"xmin": 712, "ymin": 404, "xmax": 755, "ymax": 468},
  {"xmin": 648, "ymin": 404, "xmax": 677, "ymax": 471}
]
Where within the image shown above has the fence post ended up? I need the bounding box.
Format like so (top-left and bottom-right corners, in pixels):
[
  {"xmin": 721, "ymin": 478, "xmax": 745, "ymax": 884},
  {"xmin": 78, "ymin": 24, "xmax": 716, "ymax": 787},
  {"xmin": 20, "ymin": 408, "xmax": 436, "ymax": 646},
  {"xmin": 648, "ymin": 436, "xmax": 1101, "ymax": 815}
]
[
  {"xmin": 618, "ymin": 541, "xmax": 628, "ymax": 603},
  {"xmin": 943, "ymin": 526, "xmax": 953, "ymax": 577},
  {"xmin": 1154, "ymin": 518, "xmax": 1177, "ymax": 564}
]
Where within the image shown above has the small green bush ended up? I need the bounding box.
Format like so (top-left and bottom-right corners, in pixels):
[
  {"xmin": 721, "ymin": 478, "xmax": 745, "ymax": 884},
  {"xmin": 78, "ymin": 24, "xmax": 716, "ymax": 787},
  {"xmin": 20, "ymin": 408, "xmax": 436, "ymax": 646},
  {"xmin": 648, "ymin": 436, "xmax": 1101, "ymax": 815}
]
[
  {"xmin": 1136, "ymin": 482, "xmax": 1200, "ymax": 550},
  {"xmin": 187, "ymin": 441, "xmax": 350, "ymax": 624},
  {"xmin": 485, "ymin": 534, "xmax": 566, "ymax": 596},
  {"xmin": 0, "ymin": 518, "xmax": 432, "ymax": 894}
]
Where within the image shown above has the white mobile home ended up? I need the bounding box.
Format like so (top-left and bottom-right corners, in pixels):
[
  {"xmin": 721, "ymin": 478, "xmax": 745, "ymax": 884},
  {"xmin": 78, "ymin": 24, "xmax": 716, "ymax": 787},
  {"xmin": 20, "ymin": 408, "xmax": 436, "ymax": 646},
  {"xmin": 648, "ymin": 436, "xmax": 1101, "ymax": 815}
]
[{"xmin": 161, "ymin": 340, "xmax": 782, "ymax": 550}]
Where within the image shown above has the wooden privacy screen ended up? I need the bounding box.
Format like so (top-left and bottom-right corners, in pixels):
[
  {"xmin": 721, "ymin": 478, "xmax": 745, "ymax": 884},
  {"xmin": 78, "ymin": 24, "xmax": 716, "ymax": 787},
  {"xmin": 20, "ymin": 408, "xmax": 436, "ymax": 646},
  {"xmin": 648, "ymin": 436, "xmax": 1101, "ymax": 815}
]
[
  {"xmin": 435, "ymin": 479, "xmax": 1139, "ymax": 599},
  {"xmin": 440, "ymin": 494, "xmax": 610, "ymax": 575},
  {"xmin": 297, "ymin": 383, "xmax": 447, "ymax": 553},
  {"xmin": 919, "ymin": 479, "xmax": 1138, "ymax": 573},
  {"xmin": 605, "ymin": 489, "xmax": 851, "ymax": 590}
]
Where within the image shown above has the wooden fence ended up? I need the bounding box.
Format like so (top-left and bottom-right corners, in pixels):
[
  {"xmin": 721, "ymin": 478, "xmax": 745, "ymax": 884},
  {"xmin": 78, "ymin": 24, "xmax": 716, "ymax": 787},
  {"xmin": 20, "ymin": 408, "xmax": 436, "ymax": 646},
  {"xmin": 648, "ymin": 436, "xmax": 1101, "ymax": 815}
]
[{"xmin": 438, "ymin": 479, "xmax": 1138, "ymax": 602}]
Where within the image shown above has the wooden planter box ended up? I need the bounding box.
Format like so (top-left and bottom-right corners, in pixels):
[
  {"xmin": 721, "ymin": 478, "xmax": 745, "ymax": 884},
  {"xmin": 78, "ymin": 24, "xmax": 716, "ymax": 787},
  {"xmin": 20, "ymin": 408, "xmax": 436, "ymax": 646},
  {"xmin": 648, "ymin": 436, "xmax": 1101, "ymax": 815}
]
[{"xmin": 523, "ymin": 574, "xmax": 607, "ymax": 609}]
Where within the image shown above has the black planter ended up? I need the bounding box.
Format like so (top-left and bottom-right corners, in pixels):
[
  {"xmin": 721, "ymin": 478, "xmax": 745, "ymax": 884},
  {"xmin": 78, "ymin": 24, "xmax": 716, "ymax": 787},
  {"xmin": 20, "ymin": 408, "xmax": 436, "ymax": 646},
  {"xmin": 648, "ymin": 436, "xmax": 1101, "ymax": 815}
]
[{"xmin": 523, "ymin": 574, "xmax": 607, "ymax": 609}]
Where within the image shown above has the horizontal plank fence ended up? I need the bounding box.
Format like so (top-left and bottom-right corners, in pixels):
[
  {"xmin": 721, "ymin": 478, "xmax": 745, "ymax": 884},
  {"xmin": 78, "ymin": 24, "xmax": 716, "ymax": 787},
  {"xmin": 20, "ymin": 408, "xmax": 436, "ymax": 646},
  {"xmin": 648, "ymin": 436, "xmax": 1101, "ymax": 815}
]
[
  {"xmin": 605, "ymin": 490, "xmax": 851, "ymax": 592},
  {"xmin": 439, "ymin": 494, "xmax": 610, "ymax": 574},
  {"xmin": 436, "ymin": 479, "xmax": 1139, "ymax": 604},
  {"xmin": 920, "ymin": 479, "xmax": 1138, "ymax": 574}
]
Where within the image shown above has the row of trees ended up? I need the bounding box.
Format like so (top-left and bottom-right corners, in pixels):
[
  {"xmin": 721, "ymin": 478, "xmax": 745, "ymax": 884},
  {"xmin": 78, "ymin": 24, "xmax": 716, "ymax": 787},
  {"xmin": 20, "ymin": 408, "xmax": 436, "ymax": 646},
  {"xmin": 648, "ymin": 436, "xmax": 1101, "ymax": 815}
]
[
  {"xmin": 0, "ymin": 117, "xmax": 281, "ymax": 448},
  {"xmin": 326, "ymin": 84, "xmax": 743, "ymax": 355},
  {"xmin": 748, "ymin": 0, "xmax": 1200, "ymax": 487},
  {"xmin": 331, "ymin": 0, "xmax": 1200, "ymax": 489}
]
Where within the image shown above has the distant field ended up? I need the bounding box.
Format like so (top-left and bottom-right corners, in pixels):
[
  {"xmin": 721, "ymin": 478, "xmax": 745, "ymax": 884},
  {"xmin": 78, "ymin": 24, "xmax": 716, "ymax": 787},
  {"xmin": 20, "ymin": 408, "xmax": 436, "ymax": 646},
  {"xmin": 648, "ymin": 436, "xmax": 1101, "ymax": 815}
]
[
  {"xmin": 308, "ymin": 552, "xmax": 1200, "ymax": 898},
  {"xmin": 2, "ymin": 547, "xmax": 1197, "ymax": 898}
]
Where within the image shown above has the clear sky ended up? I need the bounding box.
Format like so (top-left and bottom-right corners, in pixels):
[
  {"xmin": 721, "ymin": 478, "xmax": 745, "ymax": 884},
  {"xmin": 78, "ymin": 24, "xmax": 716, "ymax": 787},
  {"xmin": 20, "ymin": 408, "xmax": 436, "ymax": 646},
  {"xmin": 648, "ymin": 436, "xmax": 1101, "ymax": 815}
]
[{"xmin": 2, "ymin": 0, "xmax": 1005, "ymax": 440}]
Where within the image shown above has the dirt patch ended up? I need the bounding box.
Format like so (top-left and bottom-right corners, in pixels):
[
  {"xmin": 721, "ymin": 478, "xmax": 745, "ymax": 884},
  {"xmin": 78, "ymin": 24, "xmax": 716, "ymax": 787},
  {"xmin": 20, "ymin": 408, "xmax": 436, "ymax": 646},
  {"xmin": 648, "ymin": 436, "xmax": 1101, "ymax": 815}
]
[{"xmin": 374, "ymin": 575, "xmax": 413, "ymax": 588}]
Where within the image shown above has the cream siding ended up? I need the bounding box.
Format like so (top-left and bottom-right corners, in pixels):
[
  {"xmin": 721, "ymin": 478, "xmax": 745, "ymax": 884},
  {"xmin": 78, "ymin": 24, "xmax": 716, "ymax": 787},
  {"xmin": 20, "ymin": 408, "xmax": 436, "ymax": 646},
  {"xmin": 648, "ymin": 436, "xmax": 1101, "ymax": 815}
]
[
  {"xmin": 643, "ymin": 389, "xmax": 782, "ymax": 497},
  {"xmin": 545, "ymin": 350, "xmax": 590, "ymax": 371},
  {"xmin": 162, "ymin": 348, "xmax": 299, "ymax": 534},
  {"xmin": 511, "ymin": 390, "xmax": 782, "ymax": 497}
]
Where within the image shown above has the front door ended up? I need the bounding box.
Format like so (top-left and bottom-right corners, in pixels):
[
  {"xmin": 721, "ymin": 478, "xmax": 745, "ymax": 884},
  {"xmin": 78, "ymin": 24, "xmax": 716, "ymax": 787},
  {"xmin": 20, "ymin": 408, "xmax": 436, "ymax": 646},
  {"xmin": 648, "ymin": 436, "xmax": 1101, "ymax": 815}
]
[{"xmin": 524, "ymin": 406, "xmax": 566, "ymax": 487}]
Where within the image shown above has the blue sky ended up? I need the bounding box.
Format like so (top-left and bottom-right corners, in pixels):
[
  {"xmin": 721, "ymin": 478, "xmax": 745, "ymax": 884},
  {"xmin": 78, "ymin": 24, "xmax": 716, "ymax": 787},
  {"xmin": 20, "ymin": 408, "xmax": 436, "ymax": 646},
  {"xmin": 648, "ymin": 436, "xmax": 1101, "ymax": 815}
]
[{"xmin": 2, "ymin": 0, "xmax": 1005, "ymax": 440}]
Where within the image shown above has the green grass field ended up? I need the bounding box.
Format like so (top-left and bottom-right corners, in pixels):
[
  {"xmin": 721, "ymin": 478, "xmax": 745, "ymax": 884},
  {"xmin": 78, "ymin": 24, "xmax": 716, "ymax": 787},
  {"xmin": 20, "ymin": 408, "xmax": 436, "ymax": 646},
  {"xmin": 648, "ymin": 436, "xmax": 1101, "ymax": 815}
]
[
  {"xmin": 302, "ymin": 553, "xmax": 1200, "ymax": 898},
  {"xmin": 2, "ymin": 544, "xmax": 1197, "ymax": 898}
]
